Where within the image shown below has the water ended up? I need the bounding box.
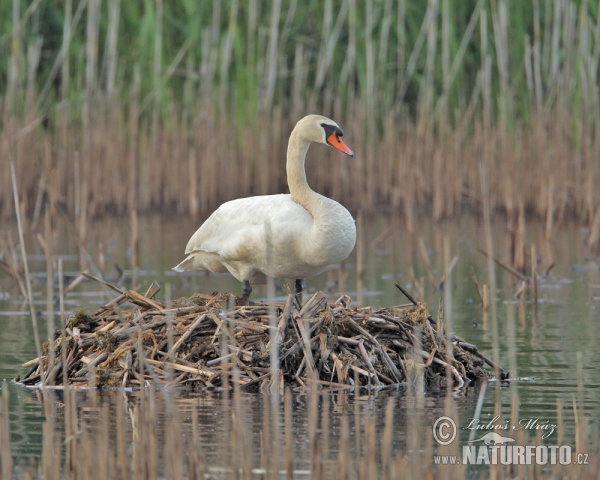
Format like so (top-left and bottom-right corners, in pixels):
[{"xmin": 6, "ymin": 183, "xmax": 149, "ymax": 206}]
[{"xmin": 1, "ymin": 213, "xmax": 599, "ymax": 473}]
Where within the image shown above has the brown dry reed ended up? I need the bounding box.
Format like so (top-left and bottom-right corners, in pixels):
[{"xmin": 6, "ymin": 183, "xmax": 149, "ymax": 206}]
[
  {"xmin": 2, "ymin": 372, "xmax": 599, "ymax": 479},
  {"xmin": 17, "ymin": 281, "xmax": 499, "ymax": 391},
  {"xmin": 1, "ymin": 0, "xmax": 600, "ymax": 246}
]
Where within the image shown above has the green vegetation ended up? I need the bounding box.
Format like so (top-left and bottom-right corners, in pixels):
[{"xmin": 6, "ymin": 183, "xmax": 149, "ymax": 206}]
[
  {"xmin": 66, "ymin": 307, "xmax": 96, "ymax": 330},
  {"xmin": 1, "ymin": 1, "xmax": 599, "ymax": 228},
  {"xmin": 2, "ymin": 0, "xmax": 598, "ymax": 127}
]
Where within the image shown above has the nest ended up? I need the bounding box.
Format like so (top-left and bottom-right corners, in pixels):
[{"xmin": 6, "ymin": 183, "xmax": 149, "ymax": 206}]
[{"xmin": 17, "ymin": 284, "xmax": 505, "ymax": 391}]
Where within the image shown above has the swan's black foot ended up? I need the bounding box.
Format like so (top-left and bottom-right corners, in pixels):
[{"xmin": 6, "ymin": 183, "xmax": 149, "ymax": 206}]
[
  {"xmin": 242, "ymin": 280, "xmax": 252, "ymax": 306},
  {"xmin": 294, "ymin": 278, "xmax": 306, "ymax": 309}
]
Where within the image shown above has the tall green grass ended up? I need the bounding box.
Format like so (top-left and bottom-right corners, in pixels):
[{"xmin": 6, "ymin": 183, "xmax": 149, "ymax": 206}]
[
  {"xmin": 1, "ymin": 0, "xmax": 600, "ymax": 229},
  {"xmin": 1, "ymin": 1, "xmax": 596, "ymax": 127}
]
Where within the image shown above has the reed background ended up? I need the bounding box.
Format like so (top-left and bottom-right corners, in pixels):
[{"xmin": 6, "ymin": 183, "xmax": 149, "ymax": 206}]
[{"xmin": 1, "ymin": 0, "xmax": 599, "ymax": 233}]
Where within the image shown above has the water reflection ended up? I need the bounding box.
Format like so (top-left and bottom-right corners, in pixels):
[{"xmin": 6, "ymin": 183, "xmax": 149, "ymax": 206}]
[
  {"xmin": 1, "ymin": 213, "xmax": 599, "ymax": 470},
  {"xmin": 3, "ymin": 380, "xmax": 485, "ymax": 476}
]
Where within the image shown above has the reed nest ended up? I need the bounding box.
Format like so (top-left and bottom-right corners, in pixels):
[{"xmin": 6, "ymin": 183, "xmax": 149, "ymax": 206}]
[{"xmin": 17, "ymin": 285, "xmax": 504, "ymax": 391}]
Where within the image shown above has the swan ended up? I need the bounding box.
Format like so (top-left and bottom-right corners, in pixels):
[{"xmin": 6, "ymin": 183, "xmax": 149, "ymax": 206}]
[{"xmin": 173, "ymin": 114, "xmax": 356, "ymax": 304}]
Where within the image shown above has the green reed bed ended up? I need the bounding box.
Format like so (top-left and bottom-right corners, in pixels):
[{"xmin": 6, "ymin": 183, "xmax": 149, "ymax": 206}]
[{"xmin": 0, "ymin": 1, "xmax": 599, "ymax": 242}]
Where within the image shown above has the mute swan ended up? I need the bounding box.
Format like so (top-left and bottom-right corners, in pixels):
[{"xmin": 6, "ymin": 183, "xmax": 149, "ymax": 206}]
[{"xmin": 173, "ymin": 114, "xmax": 356, "ymax": 304}]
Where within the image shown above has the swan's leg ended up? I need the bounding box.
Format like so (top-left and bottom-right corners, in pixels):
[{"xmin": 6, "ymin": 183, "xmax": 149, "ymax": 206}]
[
  {"xmin": 242, "ymin": 280, "xmax": 252, "ymax": 305},
  {"xmin": 294, "ymin": 279, "xmax": 306, "ymax": 308}
]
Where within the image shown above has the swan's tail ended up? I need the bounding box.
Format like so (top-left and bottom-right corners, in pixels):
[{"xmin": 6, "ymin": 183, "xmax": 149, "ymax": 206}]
[
  {"xmin": 172, "ymin": 256, "xmax": 196, "ymax": 272},
  {"xmin": 172, "ymin": 251, "xmax": 226, "ymax": 274}
]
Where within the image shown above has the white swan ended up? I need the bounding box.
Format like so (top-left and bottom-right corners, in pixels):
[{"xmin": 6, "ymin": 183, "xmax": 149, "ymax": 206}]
[{"xmin": 173, "ymin": 114, "xmax": 356, "ymax": 303}]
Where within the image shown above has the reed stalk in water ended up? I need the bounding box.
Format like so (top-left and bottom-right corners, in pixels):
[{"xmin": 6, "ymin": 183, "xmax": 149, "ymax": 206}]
[
  {"xmin": 10, "ymin": 160, "xmax": 44, "ymax": 385},
  {"xmin": 2, "ymin": 367, "xmax": 599, "ymax": 478}
]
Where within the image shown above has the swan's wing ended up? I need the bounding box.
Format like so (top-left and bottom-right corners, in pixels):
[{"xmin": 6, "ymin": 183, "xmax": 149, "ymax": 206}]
[{"xmin": 184, "ymin": 194, "xmax": 311, "ymax": 261}]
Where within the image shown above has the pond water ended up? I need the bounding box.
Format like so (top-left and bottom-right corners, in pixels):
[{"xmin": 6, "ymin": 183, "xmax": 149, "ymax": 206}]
[{"xmin": 0, "ymin": 213, "xmax": 599, "ymax": 475}]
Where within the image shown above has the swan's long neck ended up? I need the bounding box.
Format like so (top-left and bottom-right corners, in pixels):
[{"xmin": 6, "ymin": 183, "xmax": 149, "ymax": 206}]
[
  {"xmin": 286, "ymin": 129, "xmax": 319, "ymax": 212},
  {"xmin": 285, "ymin": 122, "xmax": 356, "ymax": 267}
]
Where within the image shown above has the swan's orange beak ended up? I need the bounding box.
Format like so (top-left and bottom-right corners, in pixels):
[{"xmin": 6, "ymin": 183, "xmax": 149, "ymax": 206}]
[{"xmin": 327, "ymin": 131, "xmax": 354, "ymax": 157}]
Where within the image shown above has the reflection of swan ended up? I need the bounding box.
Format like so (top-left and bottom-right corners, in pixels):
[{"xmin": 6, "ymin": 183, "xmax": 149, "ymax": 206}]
[
  {"xmin": 468, "ymin": 432, "xmax": 516, "ymax": 445},
  {"xmin": 174, "ymin": 115, "xmax": 356, "ymax": 303}
]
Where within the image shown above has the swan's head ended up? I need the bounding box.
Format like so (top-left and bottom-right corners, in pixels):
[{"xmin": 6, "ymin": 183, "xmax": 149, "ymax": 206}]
[{"xmin": 295, "ymin": 115, "xmax": 354, "ymax": 157}]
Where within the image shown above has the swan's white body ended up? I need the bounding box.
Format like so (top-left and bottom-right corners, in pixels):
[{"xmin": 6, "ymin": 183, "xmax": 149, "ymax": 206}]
[{"xmin": 173, "ymin": 115, "xmax": 356, "ymax": 291}]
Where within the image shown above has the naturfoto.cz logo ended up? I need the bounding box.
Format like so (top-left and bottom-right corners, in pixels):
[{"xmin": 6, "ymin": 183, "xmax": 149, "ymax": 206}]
[{"xmin": 432, "ymin": 416, "xmax": 589, "ymax": 466}]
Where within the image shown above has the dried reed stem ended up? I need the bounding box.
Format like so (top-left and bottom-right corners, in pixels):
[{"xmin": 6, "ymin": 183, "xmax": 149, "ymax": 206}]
[{"xmin": 10, "ymin": 160, "xmax": 44, "ymax": 382}]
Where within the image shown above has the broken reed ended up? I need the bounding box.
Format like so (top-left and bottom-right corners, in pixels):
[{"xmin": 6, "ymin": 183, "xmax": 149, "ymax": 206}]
[
  {"xmin": 1, "ymin": 1, "xmax": 600, "ymax": 231},
  {"xmin": 17, "ymin": 284, "xmax": 502, "ymax": 390}
]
